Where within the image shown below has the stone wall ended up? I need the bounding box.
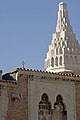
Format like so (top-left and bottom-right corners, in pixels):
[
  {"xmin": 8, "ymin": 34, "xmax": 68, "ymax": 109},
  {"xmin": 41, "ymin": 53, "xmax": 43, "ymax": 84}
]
[
  {"xmin": 0, "ymin": 83, "xmax": 8, "ymax": 120},
  {"xmin": 1, "ymin": 69, "xmax": 80, "ymax": 120},
  {"xmin": 28, "ymin": 73, "xmax": 76, "ymax": 120},
  {"xmin": 75, "ymin": 82, "xmax": 80, "ymax": 120},
  {"xmin": 5, "ymin": 73, "xmax": 28, "ymax": 120}
]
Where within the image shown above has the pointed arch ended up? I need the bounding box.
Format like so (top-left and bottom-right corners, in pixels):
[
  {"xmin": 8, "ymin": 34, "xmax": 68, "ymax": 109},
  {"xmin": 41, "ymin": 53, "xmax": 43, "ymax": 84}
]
[
  {"xmin": 41, "ymin": 93, "xmax": 49, "ymax": 102},
  {"xmin": 55, "ymin": 57, "xmax": 58, "ymax": 66},
  {"xmin": 38, "ymin": 93, "xmax": 52, "ymax": 120},
  {"xmin": 59, "ymin": 48, "xmax": 62, "ymax": 54},
  {"xmin": 59, "ymin": 56, "xmax": 62, "ymax": 65},
  {"xmin": 56, "ymin": 94, "xmax": 63, "ymax": 103},
  {"xmin": 51, "ymin": 57, "xmax": 54, "ymax": 67},
  {"xmin": 71, "ymin": 56, "xmax": 73, "ymax": 64},
  {"xmin": 53, "ymin": 94, "xmax": 67, "ymax": 120},
  {"xmin": 75, "ymin": 56, "xmax": 78, "ymax": 64},
  {"xmin": 56, "ymin": 48, "xmax": 58, "ymax": 55}
]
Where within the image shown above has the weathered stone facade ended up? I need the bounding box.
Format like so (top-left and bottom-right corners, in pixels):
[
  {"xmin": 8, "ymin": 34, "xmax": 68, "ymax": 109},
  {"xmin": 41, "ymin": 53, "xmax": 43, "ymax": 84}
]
[
  {"xmin": 0, "ymin": 69, "xmax": 80, "ymax": 120},
  {"xmin": 0, "ymin": 2, "xmax": 80, "ymax": 120}
]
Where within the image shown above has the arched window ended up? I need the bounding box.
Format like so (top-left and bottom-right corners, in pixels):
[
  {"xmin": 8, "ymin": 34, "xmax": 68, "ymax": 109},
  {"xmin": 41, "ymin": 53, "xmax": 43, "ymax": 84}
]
[
  {"xmin": 51, "ymin": 57, "xmax": 54, "ymax": 67},
  {"xmin": 59, "ymin": 56, "xmax": 62, "ymax": 65},
  {"xmin": 59, "ymin": 48, "xmax": 62, "ymax": 54},
  {"xmin": 41, "ymin": 93, "xmax": 49, "ymax": 102},
  {"xmin": 53, "ymin": 94, "xmax": 67, "ymax": 120},
  {"xmin": 56, "ymin": 94, "xmax": 63, "ymax": 103},
  {"xmin": 38, "ymin": 93, "xmax": 52, "ymax": 120},
  {"xmin": 56, "ymin": 48, "xmax": 58, "ymax": 55},
  {"xmin": 71, "ymin": 56, "xmax": 73, "ymax": 64},
  {"xmin": 54, "ymin": 43, "xmax": 57, "ymax": 47},
  {"xmin": 75, "ymin": 56, "xmax": 78, "ymax": 64},
  {"xmin": 55, "ymin": 57, "xmax": 58, "ymax": 66}
]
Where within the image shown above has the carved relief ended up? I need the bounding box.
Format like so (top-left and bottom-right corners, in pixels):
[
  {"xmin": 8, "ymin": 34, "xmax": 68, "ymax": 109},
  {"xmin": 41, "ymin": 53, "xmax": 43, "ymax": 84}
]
[
  {"xmin": 11, "ymin": 91, "xmax": 23, "ymax": 101},
  {"xmin": 52, "ymin": 94, "xmax": 67, "ymax": 120},
  {"xmin": 38, "ymin": 93, "xmax": 52, "ymax": 120},
  {"xmin": 38, "ymin": 94, "xmax": 67, "ymax": 120}
]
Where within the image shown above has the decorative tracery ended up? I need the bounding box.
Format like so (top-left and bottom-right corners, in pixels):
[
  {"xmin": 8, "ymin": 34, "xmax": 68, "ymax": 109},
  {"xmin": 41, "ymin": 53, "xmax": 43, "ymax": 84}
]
[
  {"xmin": 38, "ymin": 94, "xmax": 67, "ymax": 120},
  {"xmin": 53, "ymin": 94, "xmax": 67, "ymax": 120},
  {"xmin": 38, "ymin": 93, "xmax": 52, "ymax": 120}
]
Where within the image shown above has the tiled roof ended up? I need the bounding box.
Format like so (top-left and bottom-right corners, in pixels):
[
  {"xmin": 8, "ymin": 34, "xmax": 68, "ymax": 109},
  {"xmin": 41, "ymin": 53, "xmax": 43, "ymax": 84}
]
[
  {"xmin": 17, "ymin": 68, "xmax": 80, "ymax": 78},
  {"xmin": 0, "ymin": 79, "xmax": 17, "ymax": 84},
  {"xmin": 2, "ymin": 73, "xmax": 16, "ymax": 81}
]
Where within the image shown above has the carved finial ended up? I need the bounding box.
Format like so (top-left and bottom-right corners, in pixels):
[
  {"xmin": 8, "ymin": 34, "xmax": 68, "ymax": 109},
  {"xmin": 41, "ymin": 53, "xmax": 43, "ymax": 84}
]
[{"xmin": 22, "ymin": 61, "xmax": 25, "ymax": 69}]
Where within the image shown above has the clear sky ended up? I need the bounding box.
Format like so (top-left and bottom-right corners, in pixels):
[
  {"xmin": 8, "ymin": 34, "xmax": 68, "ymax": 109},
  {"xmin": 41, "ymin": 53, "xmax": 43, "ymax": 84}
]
[{"xmin": 0, "ymin": 0, "xmax": 80, "ymax": 73}]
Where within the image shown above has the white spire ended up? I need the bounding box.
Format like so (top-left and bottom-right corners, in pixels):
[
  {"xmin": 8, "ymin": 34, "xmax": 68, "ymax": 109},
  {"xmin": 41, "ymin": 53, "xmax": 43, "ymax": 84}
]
[{"xmin": 45, "ymin": 2, "xmax": 80, "ymax": 73}]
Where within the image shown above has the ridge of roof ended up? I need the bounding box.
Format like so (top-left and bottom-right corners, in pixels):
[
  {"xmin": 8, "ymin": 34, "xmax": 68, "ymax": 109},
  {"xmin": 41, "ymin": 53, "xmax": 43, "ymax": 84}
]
[{"xmin": 16, "ymin": 68, "xmax": 80, "ymax": 78}]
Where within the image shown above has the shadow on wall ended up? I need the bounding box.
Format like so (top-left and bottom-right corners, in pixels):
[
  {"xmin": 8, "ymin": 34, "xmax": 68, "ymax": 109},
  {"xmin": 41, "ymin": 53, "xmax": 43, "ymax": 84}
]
[{"xmin": 38, "ymin": 93, "xmax": 67, "ymax": 120}]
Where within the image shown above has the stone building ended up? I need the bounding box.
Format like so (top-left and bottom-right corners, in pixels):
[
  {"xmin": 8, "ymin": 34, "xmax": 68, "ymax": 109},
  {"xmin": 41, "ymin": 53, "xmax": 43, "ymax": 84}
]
[
  {"xmin": 0, "ymin": 2, "xmax": 80, "ymax": 120},
  {"xmin": 45, "ymin": 2, "xmax": 80, "ymax": 73}
]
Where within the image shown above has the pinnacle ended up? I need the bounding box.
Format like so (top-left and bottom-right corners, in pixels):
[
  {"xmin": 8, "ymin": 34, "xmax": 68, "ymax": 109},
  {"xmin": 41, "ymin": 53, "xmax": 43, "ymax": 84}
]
[
  {"xmin": 59, "ymin": 2, "xmax": 67, "ymax": 5},
  {"xmin": 59, "ymin": 2, "xmax": 67, "ymax": 11},
  {"xmin": 56, "ymin": 2, "xmax": 69, "ymax": 33},
  {"xmin": 45, "ymin": 2, "xmax": 80, "ymax": 73}
]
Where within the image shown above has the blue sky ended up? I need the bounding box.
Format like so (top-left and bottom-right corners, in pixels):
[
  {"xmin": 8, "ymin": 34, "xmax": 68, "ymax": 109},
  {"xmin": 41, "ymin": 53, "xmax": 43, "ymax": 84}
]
[{"xmin": 0, "ymin": 0, "xmax": 80, "ymax": 73}]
